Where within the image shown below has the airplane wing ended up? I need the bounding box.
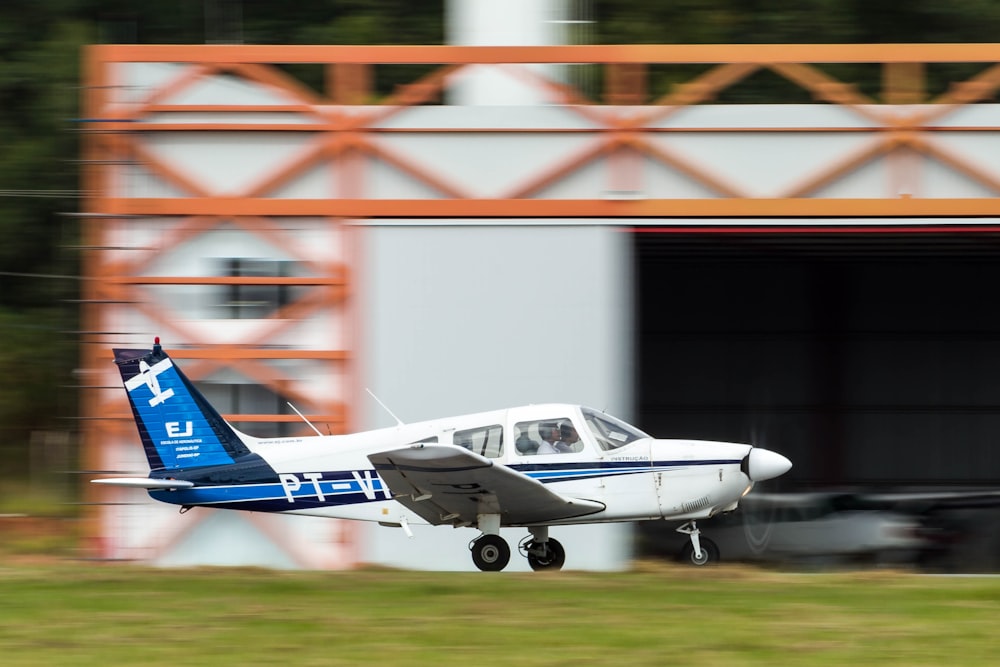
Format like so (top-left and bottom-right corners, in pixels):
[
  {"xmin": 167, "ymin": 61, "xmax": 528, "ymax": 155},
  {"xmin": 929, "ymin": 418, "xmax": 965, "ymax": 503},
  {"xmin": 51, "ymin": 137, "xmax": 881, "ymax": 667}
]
[{"xmin": 368, "ymin": 445, "xmax": 605, "ymax": 527}]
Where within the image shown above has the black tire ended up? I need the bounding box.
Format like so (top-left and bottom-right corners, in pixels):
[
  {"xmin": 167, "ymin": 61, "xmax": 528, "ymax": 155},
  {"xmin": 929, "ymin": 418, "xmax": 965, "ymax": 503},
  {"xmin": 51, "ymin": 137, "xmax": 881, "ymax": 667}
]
[
  {"xmin": 680, "ymin": 537, "xmax": 720, "ymax": 566},
  {"xmin": 527, "ymin": 538, "xmax": 566, "ymax": 571},
  {"xmin": 471, "ymin": 534, "xmax": 510, "ymax": 571}
]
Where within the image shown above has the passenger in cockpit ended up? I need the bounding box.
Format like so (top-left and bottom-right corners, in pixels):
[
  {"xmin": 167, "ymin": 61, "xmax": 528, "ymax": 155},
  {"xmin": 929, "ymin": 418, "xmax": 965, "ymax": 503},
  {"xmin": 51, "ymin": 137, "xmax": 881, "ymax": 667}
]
[{"xmin": 555, "ymin": 421, "xmax": 580, "ymax": 453}]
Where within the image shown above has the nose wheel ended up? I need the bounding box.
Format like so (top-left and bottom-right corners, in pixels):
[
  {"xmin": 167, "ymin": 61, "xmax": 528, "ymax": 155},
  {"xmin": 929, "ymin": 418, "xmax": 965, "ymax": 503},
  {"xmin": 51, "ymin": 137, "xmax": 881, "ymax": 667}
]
[{"xmin": 677, "ymin": 521, "xmax": 720, "ymax": 566}]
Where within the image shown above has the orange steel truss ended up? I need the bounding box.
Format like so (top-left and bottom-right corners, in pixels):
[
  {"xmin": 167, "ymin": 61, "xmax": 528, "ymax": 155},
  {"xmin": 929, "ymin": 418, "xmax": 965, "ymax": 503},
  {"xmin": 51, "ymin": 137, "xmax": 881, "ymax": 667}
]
[
  {"xmin": 80, "ymin": 43, "xmax": 1000, "ymax": 561},
  {"xmin": 84, "ymin": 43, "xmax": 1000, "ymax": 220}
]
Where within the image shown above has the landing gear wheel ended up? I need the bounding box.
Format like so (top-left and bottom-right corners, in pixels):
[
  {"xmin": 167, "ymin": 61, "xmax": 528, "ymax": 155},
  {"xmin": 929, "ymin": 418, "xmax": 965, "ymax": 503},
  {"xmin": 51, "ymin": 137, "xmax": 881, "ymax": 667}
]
[
  {"xmin": 526, "ymin": 538, "xmax": 566, "ymax": 571},
  {"xmin": 471, "ymin": 534, "xmax": 511, "ymax": 571},
  {"xmin": 680, "ymin": 537, "xmax": 720, "ymax": 566}
]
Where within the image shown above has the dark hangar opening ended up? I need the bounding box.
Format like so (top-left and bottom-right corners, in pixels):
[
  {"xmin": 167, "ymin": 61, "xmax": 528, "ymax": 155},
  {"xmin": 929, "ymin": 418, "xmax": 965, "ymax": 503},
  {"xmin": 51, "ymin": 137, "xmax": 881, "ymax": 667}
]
[{"xmin": 634, "ymin": 229, "xmax": 1000, "ymax": 488}]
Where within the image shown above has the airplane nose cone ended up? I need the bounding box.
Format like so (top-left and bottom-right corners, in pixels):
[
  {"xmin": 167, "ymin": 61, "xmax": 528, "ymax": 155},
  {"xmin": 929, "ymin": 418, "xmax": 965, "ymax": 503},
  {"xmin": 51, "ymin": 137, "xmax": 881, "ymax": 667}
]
[{"xmin": 743, "ymin": 448, "xmax": 792, "ymax": 482}]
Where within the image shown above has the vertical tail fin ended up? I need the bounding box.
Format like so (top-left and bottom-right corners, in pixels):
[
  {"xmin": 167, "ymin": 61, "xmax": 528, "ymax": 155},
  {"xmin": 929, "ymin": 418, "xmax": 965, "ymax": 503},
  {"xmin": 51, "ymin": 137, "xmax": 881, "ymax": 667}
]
[{"xmin": 113, "ymin": 339, "xmax": 251, "ymax": 471}]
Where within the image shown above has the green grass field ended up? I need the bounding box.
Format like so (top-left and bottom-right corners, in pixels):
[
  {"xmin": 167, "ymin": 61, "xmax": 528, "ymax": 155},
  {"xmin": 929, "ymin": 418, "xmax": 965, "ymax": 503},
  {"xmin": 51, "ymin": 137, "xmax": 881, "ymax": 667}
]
[{"xmin": 0, "ymin": 562, "xmax": 997, "ymax": 667}]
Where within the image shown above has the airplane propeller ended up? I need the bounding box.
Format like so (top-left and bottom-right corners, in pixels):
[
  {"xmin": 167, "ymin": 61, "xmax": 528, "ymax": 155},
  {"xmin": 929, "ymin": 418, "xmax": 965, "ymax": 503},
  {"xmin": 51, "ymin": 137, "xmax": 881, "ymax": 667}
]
[
  {"xmin": 739, "ymin": 409, "xmax": 790, "ymax": 556},
  {"xmin": 677, "ymin": 406, "xmax": 793, "ymax": 566}
]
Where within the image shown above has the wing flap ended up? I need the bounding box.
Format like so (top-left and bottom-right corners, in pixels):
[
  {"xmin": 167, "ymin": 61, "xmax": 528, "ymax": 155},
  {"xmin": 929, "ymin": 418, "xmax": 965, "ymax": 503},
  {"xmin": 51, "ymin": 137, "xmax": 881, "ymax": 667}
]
[{"xmin": 368, "ymin": 445, "xmax": 604, "ymax": 527}]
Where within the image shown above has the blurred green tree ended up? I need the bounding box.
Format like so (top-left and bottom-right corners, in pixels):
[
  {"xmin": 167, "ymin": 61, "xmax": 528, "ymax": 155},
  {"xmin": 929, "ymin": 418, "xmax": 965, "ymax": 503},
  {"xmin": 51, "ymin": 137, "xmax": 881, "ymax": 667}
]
[{"xmin": 0, "ymin": 13, "xmax": 89, "ymax": 478}]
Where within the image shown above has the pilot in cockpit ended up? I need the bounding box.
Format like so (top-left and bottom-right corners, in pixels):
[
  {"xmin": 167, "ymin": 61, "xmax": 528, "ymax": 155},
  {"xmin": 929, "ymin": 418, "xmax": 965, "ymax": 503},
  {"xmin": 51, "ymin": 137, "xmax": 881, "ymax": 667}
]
[{"xmin": 535, "ymin": 422, "xmax": 561, "ymax": 454}]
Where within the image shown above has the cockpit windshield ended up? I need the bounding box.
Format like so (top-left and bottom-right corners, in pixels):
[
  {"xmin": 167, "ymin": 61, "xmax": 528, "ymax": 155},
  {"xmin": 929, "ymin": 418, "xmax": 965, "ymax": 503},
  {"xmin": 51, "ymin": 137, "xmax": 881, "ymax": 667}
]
[{"xmin": 582, "ymin": 408, "xmax": 650, "ymax": 451}]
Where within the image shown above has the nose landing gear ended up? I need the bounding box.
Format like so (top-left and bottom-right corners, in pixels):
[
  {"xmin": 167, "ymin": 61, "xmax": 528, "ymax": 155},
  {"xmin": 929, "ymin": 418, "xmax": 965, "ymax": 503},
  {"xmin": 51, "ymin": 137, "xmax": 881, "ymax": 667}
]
[{"xmin": 677, "ymin": 521, "xmax": 719, "ymax": 566}]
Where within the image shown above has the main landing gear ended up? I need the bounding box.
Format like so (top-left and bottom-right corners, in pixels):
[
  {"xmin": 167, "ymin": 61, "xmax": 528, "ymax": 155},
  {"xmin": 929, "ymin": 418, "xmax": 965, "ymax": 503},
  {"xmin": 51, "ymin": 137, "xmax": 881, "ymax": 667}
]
[
  {"xmin": 470, "ymin": 534, "xmax": 510, "ymax": 571},
  {"xmin": 676, "ymin": 521, "xmax": 719, "ymax": 566},
  {"xmin": 521, "ymin": 525, "xmax": 565, "ymax": 571},
  {"xmin": 469, "ymin": 524, "xmax": 565, "ymax": 572}
]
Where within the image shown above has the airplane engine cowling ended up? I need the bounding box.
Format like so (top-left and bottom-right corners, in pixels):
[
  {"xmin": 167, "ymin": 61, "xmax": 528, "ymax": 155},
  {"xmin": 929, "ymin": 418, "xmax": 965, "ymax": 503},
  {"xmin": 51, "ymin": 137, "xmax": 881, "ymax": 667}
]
[{"xmin": 742, "ymin": 448, "xmax": 793, "ymax": 482}]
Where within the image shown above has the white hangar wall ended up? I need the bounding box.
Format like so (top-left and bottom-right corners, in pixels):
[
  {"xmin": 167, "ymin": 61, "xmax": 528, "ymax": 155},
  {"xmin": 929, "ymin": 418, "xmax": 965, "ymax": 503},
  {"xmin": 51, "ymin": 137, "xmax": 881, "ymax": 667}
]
[{"xmin": 360, "ymin": 223, "xmax": 633, "ymax": 571}]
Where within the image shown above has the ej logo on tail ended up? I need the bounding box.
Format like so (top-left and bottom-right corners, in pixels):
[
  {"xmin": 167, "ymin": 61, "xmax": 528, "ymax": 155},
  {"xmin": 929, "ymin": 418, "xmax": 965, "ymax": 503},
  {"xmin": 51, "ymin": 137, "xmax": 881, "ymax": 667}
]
[{"xmin": 166, "ymin": 421, "xmax": 194, "ymax": 438}]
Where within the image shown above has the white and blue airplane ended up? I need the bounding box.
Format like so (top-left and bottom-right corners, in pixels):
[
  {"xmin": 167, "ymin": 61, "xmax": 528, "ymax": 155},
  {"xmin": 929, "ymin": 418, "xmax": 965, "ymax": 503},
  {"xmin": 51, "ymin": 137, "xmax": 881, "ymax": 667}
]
[{"xmin": 94, "ymin": 339, "xmax": 792, "ymax": 571}]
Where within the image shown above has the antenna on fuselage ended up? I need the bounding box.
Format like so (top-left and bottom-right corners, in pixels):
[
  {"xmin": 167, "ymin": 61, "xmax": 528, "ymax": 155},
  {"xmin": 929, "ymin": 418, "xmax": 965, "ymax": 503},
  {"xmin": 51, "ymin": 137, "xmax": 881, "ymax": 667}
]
[
  {"xmin": 366, "ymin": 388, "xmax": 404, "ymax": 427},
  {"xmin": 286, "ymin": 402, "xmax": 325, "ymax": 437}
]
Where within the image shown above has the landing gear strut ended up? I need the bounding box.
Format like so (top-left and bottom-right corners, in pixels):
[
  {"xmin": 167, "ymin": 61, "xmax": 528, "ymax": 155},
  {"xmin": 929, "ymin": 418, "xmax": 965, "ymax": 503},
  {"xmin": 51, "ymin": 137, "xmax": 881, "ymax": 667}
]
[{"xmin": 677, "ymin": 521, "xmax": 719, "ymax": 566}]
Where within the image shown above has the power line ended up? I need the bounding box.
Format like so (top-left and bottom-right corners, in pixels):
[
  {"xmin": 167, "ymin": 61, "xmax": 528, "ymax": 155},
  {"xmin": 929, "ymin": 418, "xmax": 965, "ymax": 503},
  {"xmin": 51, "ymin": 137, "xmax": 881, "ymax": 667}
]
[
  {"xmin": 0, "ymin": 271, "xmax": 87, "ymax": 281},
  {"xmin": 0, "ymin": 190, "xmax": 79, "ymax": 198}
]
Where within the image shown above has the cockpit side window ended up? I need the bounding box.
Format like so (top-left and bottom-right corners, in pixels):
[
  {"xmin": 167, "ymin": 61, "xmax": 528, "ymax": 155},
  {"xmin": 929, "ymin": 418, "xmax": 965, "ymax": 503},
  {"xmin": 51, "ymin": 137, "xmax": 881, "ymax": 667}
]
[
  {"xmin": 454, "ymin": 425, "xmax": 503, "ymax": 458},
  {"xmin": 582, "ymin": 409, "xmax": 648, "ymax": 451}
]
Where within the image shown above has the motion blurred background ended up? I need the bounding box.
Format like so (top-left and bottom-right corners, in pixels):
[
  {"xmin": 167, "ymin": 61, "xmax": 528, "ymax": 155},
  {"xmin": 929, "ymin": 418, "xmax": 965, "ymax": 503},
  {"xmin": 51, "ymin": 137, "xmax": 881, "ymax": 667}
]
[{"xmin": 2, "ymin": 0, "xmax": 1000, "ymax": 571}]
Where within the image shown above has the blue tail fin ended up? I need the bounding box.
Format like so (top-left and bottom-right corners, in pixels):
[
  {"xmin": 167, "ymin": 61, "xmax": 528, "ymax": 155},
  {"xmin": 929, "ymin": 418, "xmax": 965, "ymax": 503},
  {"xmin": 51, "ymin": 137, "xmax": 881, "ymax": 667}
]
[{"xmin": 113, "ymin": 340, "xmax": 251, "ymax": 471}]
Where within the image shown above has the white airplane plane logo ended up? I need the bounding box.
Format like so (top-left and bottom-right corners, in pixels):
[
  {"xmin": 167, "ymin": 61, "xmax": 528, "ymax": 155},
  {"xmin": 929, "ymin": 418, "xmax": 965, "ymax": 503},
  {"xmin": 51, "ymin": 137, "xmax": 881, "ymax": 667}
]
[
  {"xmin": 95, "ymin": 340, "xmax": 792, "ymax": 571},
  {"xmin": 123, "ymin": 357, "xmax": 175, "ymax": 407}
]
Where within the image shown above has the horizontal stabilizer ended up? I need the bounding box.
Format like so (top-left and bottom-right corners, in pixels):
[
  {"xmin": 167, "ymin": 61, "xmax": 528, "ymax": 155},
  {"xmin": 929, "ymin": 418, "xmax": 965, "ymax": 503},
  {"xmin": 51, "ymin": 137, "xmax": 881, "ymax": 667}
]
[{"xmin": 91, "ymin": 478, "xmax": 195, "ymax": 489}]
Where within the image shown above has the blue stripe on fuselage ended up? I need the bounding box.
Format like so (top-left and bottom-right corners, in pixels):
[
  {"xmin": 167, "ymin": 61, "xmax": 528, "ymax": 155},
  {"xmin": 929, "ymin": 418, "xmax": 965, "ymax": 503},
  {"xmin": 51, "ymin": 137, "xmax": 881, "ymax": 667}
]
[
  {"xmin": 151, "ymin": 459, "xmax": 742, "ymax": 511},
  {"xmin": 151, "ymin": 469, "xmax": 391, "ymax": 508}
]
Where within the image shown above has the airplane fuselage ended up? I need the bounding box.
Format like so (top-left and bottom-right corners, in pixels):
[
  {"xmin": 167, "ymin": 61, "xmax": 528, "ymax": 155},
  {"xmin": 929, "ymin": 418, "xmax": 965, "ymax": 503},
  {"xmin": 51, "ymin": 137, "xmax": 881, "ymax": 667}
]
[{"xmin": 149, "ymin": 405, "xmax": 755, "ymax": 528}]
